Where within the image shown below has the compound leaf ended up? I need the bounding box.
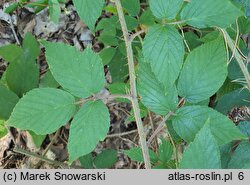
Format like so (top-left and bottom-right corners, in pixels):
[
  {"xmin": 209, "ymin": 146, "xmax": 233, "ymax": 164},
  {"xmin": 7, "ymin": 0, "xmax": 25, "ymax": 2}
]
[
  {"xmin": 7, "ymin": 88, "xmax": 76, "ymax": 135},
  {"xmin": 68, "ymin": 100, "xmax": 110, "ymax": 163}
]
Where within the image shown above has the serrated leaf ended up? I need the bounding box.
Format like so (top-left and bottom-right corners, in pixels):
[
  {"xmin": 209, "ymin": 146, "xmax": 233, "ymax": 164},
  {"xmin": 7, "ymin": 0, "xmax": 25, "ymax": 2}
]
[
  {"xmin": 93, "ymin": 149, "xmax": 117, "ymax": 169},
  {"xmin": 172, "ymin": 106, "xmax": 246, "ymax": 145},
  {"xmin": 177, "ymin": 38, "xmax": 227, "ymax": 103},
  {"xmin": 124, "ymin": 147, "xmax": 158, "ymax": 164},
  {"xmin": 180, "ymin": 0, "xmax": 243, "ymax": 28},
  {"xmin": 7, "ymin": 88, "xmax": 76, "ymax": 135},
  {"xmin": 49, "ymin": 0, "xmax": 61, "ymax": 23},
  {"xmin": 138, "ymin": 62, "xmax": 178, "ymax": 115},
  {"xmin": 6, "ymin": 56, "xmax": 39, "ymax": 97},
  {"xmin": 143, "ymin": 25, "xmax": 184, "ymax": 84},
  {"xmin": 73, "ymin": 0, "xmax": 104, "ymax": 32},
  {"xmin": 68, "ymin": 100, "xmax": 110, "ymax": 163},
  {"xmin": 121, "ymin": 0, "xmax": 140, "ymax": 16},
  {"xmin": 180, "ymin": 123, "xmax": 221, "ymax": 169},
  {"xmin": 0, "ymin": 85, "xmax": 19, "ymax": 120},
  {"xmin": 149, "ymin": 0, "xmax": 183, "ymax": 20},
  {"xmin": 216, "ymin": 89, "xmax": 250, "ymax": 114},
  {"xmin": 158, "ymin": 139, "xmax": 173, "ymax": 163},
  {"xmin": 42, "ymin": 42, "xmax": 105, "ymax": 98},
  {"xmin": 0, "ymin": 44, "xmax": 23, "ymax": 63},
  {"xmin": 228, "ymin": 141, "xmax": 250, "ymax": 169}
]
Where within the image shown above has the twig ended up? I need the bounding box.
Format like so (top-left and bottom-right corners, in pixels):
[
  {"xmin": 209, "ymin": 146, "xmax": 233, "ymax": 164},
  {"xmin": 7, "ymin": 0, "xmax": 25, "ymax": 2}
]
[
  {"xmin": 147, "ymin": 111, "xmax": 174, "ymax": 146},
  {"xmin": 13, "ymin": 148, "xmax": 69, "ymax": 168},
  {"xmin": 129, "ymin": 29, "xmax": 146, "ymax": 42},
  {"xmin": 75, "ymin": 94, "xmax": 132, "ymax": 105},
  {"xmin": 114, "ymin": 0, "xmax": 151, "ymax": 169},
  {"xmin": 106, "ymin": 129, "xmax": 138, "ymax": 138},
  {"xmin": 178, "ymin": 24, "xmax": 191, "ymax": 53},
  {"xmin": 166, "ymin": 20, "xmax": 186, "ymax": 25},
  {"xmin": 8, "ymin": 15, "xmax": 20, "ymax": 45}
]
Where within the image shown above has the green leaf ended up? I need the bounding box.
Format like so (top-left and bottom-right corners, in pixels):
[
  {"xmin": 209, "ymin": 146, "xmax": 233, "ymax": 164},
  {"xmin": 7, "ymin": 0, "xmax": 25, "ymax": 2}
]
[
  {"xmin": 73, "ymin": 0, "xmax": 104, "ymax": 31},
  {"xmin": 28, "ymin": 131, "xmax": 46, "ymax": 148},
  {"xmin": 0, "ymin": 44, "xmax": 23, "ymax": 63},
  {"xmin": 108, "ymin": 50, "xmax": 129, "ymax": 83},
  {"xmin": 68, "ymin": 100, "xmax": 110, "ymax": 163},
  {"xmin": 42, "ymin": 42, "xmax": 105, "ymax": 98},
  {"xmin": 233, "ymin": 0, "xmax": 250, "ymax": 17},
  {"xmin": 149, "ymin": 0, "xmax": 183, "ymax": 20},
  {"xmin": 23, "ymin": 32, "xmax": 40, "ymax": 61},
  {"xmin": 228, "ymin": 141, "xmax": 250, "ymax": 169},
  {"xmin": 216, "ymin": 89, "xmax": 250, "ymax": 114},
  {"xmin": 6, "ymin": 56, "xmax": 39, "ymax": 97},
  {"xmin": 184, "ymin": 32, "xmax": 202, "ymax": 50},
  {"xmin": 98, "ymin": 34, "xmax": 119, "ymax": 46},
  {"xmin": 238, "ymin": 121, "xmax": 250, "ymax": 137},
  {"xmin": 139, "ymin": 8, "xmax": 155, "ymax": 26},
  {"xmin": 79, "ymin": 153, "xmax": 94, "ymax": 169},
  {"xmin": 143, "ymin": 25, "xmax": 184, "ymax": 84},
  {"xmin": 93, "ymin": 149, "xmax": 117, "ymax": 169},
  {"xmin": 137, "ymin": 62, "xmax": 178, "ymax": 115},
  {"xmin": 99, "ymin": 47, "xmax": 116, "ymax": 65},
  {"xmin": 180, "ymin": 122, "xmax": 221, "ymax": 169},
  {"xmin": 177, "ymin": 38, "xmax": 227, "ymax": 103},
  {"xmin": 121, "ymin": 0, "xmax": 140, "ymax": 16},
  {"xmin": 180, "ymin": 0, "xmax": 243, "ymax": 28},
  {"xmin": 172, "ymin": 106, "xmax": 246, "ymax": 145},
  {"xmin": 49, "ymin": 0, "xmax": 61, "ymax": 23},
  {"xmin": 4, "ymin": 2, "xmax": 19, "ymax": 13},
  {"xmin": 220, "ymin": 143, "xmax": 232, "ymax": 169},
  {"xmin": 39, "ymin": 70, "xmax": 60, "ymax": 88},
  {"xmin": 124, "ymin": 147, "xmax": 158, "ymax": 164},
  {"xmin": 0, "ymin": 85, "xmax": 19, "ymax": 120},
  {"xmin": 0, "ymin": 120, "xmax": 8, "ymax": 139},
  {"xmin": 7, "ymin": 88, "xmax": 76, "ymax": 135},
  {"xmin": 158, "ymin": 139, "xmax": 173, "ymax": 163}
]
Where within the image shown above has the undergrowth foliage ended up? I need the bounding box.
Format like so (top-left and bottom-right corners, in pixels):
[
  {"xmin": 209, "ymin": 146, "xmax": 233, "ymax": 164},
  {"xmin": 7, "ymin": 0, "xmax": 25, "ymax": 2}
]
[{"xmin": 1, "ymin": 0, "xmax": 250, "ymax": 169}]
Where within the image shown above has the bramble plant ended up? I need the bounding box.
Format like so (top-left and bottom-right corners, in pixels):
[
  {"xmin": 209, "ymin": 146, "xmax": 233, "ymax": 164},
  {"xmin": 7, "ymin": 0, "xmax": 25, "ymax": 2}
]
[{"xmin": 1, "ymin": 0, "xmax": 250, "ymax": 169}]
